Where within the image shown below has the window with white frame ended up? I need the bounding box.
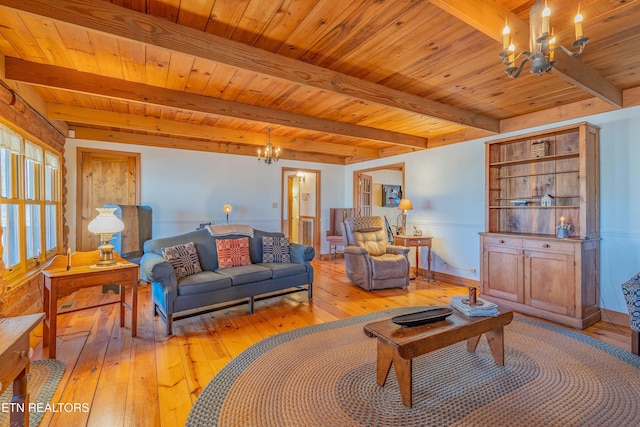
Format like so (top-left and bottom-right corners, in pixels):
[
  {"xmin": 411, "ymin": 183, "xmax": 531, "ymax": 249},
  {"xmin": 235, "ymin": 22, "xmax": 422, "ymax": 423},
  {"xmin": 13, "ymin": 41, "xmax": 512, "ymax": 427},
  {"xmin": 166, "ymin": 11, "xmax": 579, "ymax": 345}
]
[{"xmin": 0, "ymin": 124, "xmax": 61, "ymax": 278}]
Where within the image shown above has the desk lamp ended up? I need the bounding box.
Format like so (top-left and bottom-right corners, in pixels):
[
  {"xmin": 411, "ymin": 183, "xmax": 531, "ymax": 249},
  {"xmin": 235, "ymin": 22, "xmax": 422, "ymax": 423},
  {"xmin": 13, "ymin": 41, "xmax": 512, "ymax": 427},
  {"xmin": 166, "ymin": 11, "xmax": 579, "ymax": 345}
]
[{"xmin": 88, "ymin": 208, "xmax": 125, "ymax": 266}]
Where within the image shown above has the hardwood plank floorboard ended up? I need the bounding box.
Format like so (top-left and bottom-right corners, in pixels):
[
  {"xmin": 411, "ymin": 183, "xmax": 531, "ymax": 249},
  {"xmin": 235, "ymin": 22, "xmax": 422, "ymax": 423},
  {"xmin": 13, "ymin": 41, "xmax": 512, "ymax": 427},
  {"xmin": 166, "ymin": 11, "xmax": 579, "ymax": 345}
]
[
  {"xmin": 28, "ymin": 259, "xmax": 633, "ymax": 426},
  {"xmin": 88, "ymin": 318, "xmax": 132, "ymax": 426},
  {"xmin": 125, "ymin": 286, "xmax": 161, "ymax": 427}
]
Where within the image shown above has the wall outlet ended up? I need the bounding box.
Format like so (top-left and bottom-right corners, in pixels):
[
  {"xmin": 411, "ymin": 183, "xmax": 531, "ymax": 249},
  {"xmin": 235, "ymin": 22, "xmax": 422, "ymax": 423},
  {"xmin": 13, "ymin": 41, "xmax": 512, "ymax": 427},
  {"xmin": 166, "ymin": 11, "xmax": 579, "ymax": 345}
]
[
  {"xmin": 470, "ymin": 268, "xmax": 477, "ymax": 273},
  {"xmin": 272, "ymin": 202, "xmax": 278, "ymax": 208}
]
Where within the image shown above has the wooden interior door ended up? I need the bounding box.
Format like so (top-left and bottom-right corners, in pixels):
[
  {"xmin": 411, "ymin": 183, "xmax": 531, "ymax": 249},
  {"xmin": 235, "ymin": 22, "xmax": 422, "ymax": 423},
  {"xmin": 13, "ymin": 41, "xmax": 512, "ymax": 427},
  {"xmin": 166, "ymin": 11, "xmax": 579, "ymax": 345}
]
[
  {"xmin": 356, "ymin": 173, "xmax": 372, "ymax": 216},
  {"xmin": 287, "ymin": 175, "xmax": 300, "ymax": 243},
  {"xmin": 76, "ymin": 148, "xmax": 140, "ymax": 251}
]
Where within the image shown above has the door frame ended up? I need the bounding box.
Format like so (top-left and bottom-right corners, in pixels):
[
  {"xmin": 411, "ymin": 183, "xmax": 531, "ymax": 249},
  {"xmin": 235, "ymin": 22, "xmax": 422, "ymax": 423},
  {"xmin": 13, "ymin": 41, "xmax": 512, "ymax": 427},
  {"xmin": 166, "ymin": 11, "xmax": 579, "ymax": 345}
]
[
  {"xmin": 75, "ymin": 147, "xmax": 141, "ymax": 250},
  {"xmin": 352, "ymin": 162, "xmax": 406, "ymax": 213},
  {"xmin": 280, "ymin": 167, "xmax": 321, "ymax": 256}
]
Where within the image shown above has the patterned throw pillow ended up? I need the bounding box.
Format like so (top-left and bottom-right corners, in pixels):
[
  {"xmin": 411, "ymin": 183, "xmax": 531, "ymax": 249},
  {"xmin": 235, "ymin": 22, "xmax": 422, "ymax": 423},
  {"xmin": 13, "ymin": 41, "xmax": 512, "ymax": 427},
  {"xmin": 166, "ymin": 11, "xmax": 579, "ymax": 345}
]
[
  {"xmin": 262, "ymin": 236, "xmax": 291, "ymax": 263},
  {"xmin": 216, "ymin": 237, "xmax": 252, "ymax": 268},
  {"xmin": 161, "ymin": 241, "xmax": 202, "ymax": 280}
]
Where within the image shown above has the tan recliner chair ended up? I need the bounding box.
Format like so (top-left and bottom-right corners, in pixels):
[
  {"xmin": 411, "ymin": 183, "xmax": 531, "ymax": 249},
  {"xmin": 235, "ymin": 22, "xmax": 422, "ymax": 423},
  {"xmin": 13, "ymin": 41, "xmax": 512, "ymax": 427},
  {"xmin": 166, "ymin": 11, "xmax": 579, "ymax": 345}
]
[{"xmin": 341, "ymin": 216, "xmax": 410, "ymax": 290}]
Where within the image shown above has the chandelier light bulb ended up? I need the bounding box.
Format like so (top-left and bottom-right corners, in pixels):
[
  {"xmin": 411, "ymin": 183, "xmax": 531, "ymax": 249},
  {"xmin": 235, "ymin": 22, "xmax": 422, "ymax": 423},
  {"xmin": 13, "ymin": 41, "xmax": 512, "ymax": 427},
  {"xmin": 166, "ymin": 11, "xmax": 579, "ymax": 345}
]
[{"xmin": 502, "ymin": 20, "xmax": 510, "ymax": 50}]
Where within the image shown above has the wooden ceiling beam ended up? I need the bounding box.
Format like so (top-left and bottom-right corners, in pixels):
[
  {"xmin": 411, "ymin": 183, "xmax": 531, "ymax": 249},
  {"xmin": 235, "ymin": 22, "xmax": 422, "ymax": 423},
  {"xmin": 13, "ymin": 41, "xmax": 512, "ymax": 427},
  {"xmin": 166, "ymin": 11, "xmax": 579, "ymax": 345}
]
[
  {"xmin": 71, "ymin": 128, "xmax": 346, "ymax": 165},
  {"xmin": 47, "ymin": 103, "xmax": 380, "ymax": 159},
  {"xmin": 0, "ymin": 0, "xmax": 499, "ymax": 134},
  {"xmin": 5, "ymin": 58, "xmax": 422, "ymax": 149},
  {"xmin": 428, "ymin": 0, "xmax": 623, "ymax": 108}
]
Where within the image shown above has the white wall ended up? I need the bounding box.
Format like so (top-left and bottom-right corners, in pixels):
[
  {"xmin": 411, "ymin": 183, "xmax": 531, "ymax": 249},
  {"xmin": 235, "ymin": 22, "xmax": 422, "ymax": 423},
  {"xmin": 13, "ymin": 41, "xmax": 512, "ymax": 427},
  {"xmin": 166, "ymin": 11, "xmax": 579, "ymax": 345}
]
[
  {"xmin": 65, "ymin": 105, "xmax": 640, "ymax": 314},
  {"xmin": 346, "ymin": 106, "xmax": 640, "ymax": 314},
  {"xmin": 63, "ymin": 140, "xmax": 345, "ymax": 254}
]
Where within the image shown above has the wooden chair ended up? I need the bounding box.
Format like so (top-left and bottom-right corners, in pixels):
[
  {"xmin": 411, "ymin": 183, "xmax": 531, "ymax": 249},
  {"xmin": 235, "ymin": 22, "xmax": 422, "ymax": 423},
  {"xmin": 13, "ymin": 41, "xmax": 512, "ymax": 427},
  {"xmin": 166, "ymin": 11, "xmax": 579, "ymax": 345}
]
[
  {"xmin": 622, "ymin": 272, "xmax": 640, "ymax": 355},
  {"xmin": 326, "ymin": 208, "xmax": 355, "ymax": 258}
]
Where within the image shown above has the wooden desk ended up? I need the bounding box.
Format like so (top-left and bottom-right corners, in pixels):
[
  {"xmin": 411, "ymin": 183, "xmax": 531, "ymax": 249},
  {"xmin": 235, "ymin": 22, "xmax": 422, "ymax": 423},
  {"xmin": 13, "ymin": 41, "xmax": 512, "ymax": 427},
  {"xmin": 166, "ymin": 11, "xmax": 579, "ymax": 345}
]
[
  {"xmin": 40, "ymin": 251, "xmax": 139, "ymax": 359},
  {"xmin": 364, "ymin": 310, "xmax": 513, "ymax": 407},
  {"xmin": 0, "ymin": 313, "xmax": 45, "ymax": 427},
  {"xmin": 393, "ymin": 235, "xmax": 433, "ymax": 280}
]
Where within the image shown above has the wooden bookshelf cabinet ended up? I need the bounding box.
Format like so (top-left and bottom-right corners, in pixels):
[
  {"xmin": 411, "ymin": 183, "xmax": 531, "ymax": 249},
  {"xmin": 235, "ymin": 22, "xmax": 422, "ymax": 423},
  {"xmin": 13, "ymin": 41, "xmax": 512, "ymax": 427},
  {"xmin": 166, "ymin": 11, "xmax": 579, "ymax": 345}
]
[{"xmin": 480, "ymin": 123, "xmax": 601, "ymax": 329}]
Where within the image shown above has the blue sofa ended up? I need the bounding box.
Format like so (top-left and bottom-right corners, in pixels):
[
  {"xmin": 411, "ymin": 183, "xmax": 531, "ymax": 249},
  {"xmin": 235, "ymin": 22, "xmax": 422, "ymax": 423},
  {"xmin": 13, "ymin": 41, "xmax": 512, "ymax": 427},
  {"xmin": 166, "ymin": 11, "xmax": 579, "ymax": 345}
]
[{"xmin": 140, "ymin": 227, "xmax": 314, "ymax": 334}]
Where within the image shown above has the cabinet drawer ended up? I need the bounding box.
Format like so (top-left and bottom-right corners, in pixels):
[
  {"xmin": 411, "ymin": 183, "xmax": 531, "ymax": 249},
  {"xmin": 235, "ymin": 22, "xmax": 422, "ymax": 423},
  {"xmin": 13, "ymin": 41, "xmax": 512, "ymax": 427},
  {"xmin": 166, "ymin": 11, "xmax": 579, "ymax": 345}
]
[
  {"xmin": 56, "ymin": 269, "xmax": 137, "ymax": 293},
  {"xmin": 523, "ymin": 239, "xmax": 576, "ymax": 254},
  {"xmin": 483, "ymin": 236, "xmax": 522, "ymax": 247}
]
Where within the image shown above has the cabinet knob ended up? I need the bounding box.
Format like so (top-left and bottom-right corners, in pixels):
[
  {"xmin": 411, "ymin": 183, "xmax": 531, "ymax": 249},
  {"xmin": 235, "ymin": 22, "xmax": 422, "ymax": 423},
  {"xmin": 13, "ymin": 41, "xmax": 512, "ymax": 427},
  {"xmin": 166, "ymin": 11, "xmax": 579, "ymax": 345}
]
[
  {"xmin": 20, "ymin": 348, "xmax": 34, "ymax": 359},
  {"xmin": 543, "ymin": 244, "xmax": 550, "ymax": 248},
  {"xmin": 499, "ymin": 240, "xmax": 505, "ymax": 244}
]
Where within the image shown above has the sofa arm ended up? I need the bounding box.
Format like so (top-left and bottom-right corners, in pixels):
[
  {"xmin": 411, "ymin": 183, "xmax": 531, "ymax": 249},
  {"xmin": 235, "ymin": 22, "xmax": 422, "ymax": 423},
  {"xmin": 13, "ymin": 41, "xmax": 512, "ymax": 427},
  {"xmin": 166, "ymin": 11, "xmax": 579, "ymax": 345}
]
[
  {"xmin": 290, "ymin": 243, "xmax": 315, "ymax": 264},
  {"xmin": 386, "ymin": 245, "xmax": 410, "ymax": 256},
  {"xmin": 140, "ymin": 252, "xmax": 176, "ymax": 284}
]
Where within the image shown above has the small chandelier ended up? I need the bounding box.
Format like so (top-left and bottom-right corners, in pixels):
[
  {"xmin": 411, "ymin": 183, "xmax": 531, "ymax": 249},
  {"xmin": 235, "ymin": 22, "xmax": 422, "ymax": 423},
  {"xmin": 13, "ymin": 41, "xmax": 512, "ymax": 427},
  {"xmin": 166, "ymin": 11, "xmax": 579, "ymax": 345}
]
[
  {"xmin": 257, "ymin": 127, "xmax": 280, "ymax": 165},
  {"xmin": 499, "ymin": 1, "xmax": 589, "ymax": 79}
]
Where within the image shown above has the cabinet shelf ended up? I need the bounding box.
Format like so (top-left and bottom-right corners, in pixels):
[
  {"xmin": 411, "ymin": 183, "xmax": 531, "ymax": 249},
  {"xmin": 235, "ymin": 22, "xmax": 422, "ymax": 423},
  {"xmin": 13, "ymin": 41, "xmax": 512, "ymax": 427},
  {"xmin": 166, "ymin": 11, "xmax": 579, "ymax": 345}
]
[
  {"xmin": 494, "ymin": 196, "xmax": 579, "ymax": 201},
  {"xmin": 489, "ymin": 152, "xmax": 578, "ymax": 167},
  {"xmin": 496, "ymin": 169, "xmax": 579, "ymax": 179},
  {"xmin": 489, "ymin": 205, "xmax": 580, "ymax": 209}
]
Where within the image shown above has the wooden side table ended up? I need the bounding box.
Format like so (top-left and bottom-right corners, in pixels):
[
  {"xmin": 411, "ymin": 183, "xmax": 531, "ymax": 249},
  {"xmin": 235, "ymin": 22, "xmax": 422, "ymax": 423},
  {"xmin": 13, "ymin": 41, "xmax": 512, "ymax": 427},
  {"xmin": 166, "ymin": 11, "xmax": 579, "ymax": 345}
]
[
  {"xmin": 0, "ymin": 313, "xmax": 45, "ymax": 427},
  {"xmin": 40, "ymin": 250, "xmax": 139, "ymax": 359},
  {"xmin": 393, "ymin": 235, "xmax": 433, "ymax": 281}
]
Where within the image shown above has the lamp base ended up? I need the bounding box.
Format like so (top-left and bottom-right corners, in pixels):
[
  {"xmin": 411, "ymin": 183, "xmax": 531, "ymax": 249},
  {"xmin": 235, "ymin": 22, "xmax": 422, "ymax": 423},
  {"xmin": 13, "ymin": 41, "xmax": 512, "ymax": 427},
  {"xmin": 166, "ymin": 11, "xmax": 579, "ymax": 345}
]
[{"xmin": 97, "ymin": 237, "xmax": 117, "ymax": 266}]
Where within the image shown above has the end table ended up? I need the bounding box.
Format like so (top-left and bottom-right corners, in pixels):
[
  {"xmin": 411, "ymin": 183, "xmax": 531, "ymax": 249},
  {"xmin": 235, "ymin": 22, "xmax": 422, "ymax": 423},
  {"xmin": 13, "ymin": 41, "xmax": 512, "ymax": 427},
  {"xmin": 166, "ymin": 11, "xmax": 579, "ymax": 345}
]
[
  {"xmin": 393, "ymin": 235, "xmax": 433, "ymax": 281},
  {"xmin": 40, "ymin": 250, "xmax": 139, "ymax": 359}
]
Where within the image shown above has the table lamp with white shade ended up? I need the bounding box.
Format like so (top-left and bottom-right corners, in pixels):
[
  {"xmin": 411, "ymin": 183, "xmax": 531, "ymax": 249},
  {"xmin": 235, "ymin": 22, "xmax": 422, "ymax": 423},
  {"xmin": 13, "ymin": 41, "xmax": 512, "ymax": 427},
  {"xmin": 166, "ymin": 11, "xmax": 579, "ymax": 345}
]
[{"xmin": 88, "ymin": 207, "xmax": 125, "ymax": 266}]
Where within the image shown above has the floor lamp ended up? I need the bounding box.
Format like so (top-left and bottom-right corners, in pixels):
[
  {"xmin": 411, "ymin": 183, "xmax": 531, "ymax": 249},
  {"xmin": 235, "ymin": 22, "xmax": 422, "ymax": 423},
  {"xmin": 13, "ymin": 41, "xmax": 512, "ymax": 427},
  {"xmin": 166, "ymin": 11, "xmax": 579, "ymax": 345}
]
[{"xmin": 222, "ymin": 204, "xmax": 232, "ymax": 224}]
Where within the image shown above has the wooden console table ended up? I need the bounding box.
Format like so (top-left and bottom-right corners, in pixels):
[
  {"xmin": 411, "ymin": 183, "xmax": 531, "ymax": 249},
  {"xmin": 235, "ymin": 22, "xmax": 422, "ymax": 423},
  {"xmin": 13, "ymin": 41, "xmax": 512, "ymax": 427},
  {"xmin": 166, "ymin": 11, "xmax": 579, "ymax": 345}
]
[
  {"xmin": 0, "ymin": 313, "xmax": 45, "ymax": 427},
  {"xmin": 41, "ymin": 250, "xmax": 139, "ymax": 359},
  {"xmin": 393, "ymin": 235, "xmax": 433, "ymax": 281}
]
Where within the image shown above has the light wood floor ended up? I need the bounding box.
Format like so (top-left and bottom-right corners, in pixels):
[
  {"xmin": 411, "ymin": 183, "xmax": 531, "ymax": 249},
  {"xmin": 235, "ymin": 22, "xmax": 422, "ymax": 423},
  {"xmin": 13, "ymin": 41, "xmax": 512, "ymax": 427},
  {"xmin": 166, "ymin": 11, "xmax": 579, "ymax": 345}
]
[{"xmin": 29, "ymin": 258, "xmax": 632, "ymax": 426}]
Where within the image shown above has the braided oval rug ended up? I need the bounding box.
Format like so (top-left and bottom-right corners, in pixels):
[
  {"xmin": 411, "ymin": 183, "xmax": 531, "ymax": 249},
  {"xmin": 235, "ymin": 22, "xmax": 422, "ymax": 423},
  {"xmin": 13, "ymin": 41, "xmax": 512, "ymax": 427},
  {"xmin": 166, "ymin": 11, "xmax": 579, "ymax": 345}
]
[{"xmin": 187, "ymin": 307, "xmax": 640, "ymax": 427}]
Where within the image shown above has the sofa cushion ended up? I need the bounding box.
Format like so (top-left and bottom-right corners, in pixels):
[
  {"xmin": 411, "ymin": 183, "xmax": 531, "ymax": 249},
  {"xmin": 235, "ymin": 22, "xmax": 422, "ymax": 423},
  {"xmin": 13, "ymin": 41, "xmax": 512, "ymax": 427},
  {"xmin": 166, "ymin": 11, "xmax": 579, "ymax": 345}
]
[
  {"xmin": 262, "ymin": 236, "xmax": 291, "ymax": 263},
  {"xmin": 216, "ymin": 237, "xmax": 252, "ymax": 268},
  {"xmin": 260, "ymin": 262, "xmax": 306, "ymax": 279},
  {"xmin": 177, "ymin": 271, "xmax": 232, "ymax": 296},
  {"xmin": 215, "ymin": 264, "xmax": 272, "ymax": 285},
  {"xmin": 161, "ymin": 241, "xmax": 203, "ymax": 279}
]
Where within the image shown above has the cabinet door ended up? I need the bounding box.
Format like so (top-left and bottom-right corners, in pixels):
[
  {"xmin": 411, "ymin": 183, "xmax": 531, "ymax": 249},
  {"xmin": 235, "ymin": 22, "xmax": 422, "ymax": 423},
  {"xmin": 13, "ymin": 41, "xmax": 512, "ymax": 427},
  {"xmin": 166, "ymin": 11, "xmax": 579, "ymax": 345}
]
[
  {"xmin": 482, "ymin": 245, "xmax": 523, "ymax": 303},
  {"xmin": 524, "ymin": 250, "xmax": 575, "ymax": 315}
]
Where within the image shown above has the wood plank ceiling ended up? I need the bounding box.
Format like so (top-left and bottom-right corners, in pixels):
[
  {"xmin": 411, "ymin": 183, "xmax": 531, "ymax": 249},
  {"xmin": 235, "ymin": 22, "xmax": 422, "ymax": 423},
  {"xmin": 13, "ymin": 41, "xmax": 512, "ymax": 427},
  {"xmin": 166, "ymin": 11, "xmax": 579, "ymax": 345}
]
[{"xmin": 0, "ymin": 0, "xmax": 639, "ymax": 164}]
